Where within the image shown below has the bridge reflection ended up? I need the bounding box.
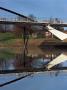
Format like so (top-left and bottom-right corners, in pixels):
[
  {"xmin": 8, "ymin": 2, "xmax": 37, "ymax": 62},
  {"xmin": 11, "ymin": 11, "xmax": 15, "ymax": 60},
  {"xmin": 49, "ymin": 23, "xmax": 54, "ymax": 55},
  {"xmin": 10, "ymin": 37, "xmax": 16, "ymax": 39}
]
[{"xmin": 0, "ymin": 46, "xmax": 66, "ymax": 74}]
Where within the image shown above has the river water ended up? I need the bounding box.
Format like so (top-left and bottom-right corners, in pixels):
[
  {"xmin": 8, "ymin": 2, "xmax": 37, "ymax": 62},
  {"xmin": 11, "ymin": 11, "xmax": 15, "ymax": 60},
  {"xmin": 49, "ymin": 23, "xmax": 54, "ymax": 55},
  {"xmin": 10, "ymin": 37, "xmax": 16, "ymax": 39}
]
[{"xmin": 0, "ymin": 46, "xmax": 67, "ymax": 90}]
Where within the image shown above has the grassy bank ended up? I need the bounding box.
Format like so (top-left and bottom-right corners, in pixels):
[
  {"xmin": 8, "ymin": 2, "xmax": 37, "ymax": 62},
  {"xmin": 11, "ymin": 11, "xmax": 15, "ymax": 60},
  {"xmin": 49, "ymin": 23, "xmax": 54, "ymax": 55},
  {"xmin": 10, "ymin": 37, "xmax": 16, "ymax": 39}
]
[{"xmin": 0, "ymin": 32, "xmax": 60, "ymax": 47}]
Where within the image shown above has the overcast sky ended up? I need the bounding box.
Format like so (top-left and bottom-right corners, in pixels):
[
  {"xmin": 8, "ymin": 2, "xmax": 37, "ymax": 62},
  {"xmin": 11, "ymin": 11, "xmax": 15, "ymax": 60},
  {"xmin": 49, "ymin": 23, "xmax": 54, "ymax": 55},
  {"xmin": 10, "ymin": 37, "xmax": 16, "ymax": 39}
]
[{"xmin": 0, "ymin": 0, "xmax": 67, "ymax": 21}]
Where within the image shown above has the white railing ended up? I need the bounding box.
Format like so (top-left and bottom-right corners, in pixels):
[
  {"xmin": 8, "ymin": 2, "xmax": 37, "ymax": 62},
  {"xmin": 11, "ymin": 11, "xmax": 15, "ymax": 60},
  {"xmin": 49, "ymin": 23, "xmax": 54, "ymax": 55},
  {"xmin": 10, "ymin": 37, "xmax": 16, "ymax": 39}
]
[{"xmin": 0, "ymin": 17, "xmax": 31, "ymax": 22}]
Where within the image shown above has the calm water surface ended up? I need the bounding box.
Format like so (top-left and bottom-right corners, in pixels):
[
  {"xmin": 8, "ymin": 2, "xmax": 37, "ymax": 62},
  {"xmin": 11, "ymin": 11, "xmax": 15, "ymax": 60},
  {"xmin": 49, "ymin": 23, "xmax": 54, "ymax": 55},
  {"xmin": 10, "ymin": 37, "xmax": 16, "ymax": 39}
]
[{"xmin": 0, "ymin": 46, "xmax": 67, "ymax": 90}]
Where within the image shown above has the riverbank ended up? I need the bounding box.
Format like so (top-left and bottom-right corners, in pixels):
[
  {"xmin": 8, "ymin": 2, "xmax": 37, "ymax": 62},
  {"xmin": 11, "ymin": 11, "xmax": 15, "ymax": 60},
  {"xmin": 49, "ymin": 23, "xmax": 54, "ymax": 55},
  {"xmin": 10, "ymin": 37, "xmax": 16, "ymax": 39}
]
[{"xmin": 0, "ymin": 38, "xmax": 61, "ymax": 47}]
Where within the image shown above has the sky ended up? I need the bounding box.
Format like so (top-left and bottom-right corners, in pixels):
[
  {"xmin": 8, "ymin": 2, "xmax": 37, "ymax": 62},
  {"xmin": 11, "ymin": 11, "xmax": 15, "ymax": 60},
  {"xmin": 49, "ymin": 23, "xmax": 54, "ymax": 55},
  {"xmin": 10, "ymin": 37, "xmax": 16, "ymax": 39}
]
[{"xmin": 0, "ymin": 0, "xmax": 67, "ymax": 21}]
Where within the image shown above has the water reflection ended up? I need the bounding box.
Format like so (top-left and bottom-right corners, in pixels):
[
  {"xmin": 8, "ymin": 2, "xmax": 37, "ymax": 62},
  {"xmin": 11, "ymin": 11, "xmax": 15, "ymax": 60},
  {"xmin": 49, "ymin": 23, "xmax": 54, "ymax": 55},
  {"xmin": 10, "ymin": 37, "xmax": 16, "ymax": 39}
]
[
  {"xmin": 47, "ymin": 53, "xmax": 67, "ymax": 69},
  {"xmin": 0, "ymin": 46, "xmax": 67, "ymax": 73},
  {"xmin": 0, "ymin": 46, "xmax": 67, "ymax": 87}
]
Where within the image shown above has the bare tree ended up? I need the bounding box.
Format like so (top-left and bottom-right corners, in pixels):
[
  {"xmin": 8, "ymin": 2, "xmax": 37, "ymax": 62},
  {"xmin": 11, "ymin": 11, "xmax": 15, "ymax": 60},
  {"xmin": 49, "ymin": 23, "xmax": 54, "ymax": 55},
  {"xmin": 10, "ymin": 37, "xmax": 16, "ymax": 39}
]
[{"xmin": 28, "ymin": 14, "xmax": 37, "ymax": 21}]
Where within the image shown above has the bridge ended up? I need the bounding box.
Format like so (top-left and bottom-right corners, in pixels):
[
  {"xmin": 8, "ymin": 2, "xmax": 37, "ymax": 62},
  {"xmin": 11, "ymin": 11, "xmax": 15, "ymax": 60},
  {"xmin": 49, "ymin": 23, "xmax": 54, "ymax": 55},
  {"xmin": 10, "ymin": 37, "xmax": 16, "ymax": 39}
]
[
  {"xmin": 0, "ymin": 7, "xmax": 67, "ymax": 87},
  {"xmin": 0, "ymin": 7, "xmax": 67, "ymax": 41}
]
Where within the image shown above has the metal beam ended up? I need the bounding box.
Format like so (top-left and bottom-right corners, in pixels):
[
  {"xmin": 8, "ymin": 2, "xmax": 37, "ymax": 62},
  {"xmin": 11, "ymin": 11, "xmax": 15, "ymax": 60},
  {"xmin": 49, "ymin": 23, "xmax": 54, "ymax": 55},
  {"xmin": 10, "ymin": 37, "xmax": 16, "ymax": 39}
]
[{"xmin": 0, "ymin": 7, "xmax": 33, "ymax": 21}]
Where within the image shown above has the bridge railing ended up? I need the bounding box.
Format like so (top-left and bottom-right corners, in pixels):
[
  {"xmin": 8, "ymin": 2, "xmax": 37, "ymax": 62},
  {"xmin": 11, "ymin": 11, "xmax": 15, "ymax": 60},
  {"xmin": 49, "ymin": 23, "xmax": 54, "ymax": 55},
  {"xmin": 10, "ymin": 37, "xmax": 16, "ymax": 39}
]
[
  {"xmin": 0, "ymin": 17, "xmax": 31, "ymax": 22},
  {"xmin": 0, "ymin": 17, "xmax": 65, "ymax": 24}
]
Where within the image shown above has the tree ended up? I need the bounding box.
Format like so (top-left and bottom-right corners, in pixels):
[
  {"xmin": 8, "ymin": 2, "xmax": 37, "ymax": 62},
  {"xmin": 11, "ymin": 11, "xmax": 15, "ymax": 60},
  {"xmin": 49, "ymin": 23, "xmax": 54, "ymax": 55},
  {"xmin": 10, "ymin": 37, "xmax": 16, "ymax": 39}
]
[{"xmin": 28, "ymin": 14, "xmax": 37, "ymax": 21}]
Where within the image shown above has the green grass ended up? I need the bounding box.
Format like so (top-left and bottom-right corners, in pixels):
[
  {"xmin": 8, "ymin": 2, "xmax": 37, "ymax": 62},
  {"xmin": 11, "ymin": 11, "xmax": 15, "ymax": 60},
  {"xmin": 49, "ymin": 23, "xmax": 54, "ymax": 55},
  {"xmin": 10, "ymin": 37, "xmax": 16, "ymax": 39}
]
[
  {"xmin": 0, "ymin": 32, "xmax": 16, "ymax": 41},
  {"xmin": 0, "ymin": 32, "xmax": 60, "ymax": 45},
  {"xmin": 0, "ymin": 49, "xmax": 15, "ymax": 59}
]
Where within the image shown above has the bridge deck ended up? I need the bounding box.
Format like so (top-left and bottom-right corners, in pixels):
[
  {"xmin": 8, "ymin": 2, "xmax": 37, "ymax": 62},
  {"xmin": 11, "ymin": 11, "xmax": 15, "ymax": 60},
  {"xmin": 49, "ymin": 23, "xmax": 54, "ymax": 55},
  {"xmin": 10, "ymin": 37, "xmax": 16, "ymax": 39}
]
[{"xmin": 0, "ymin": 20, "xmax": 67, "ymax": 27}]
